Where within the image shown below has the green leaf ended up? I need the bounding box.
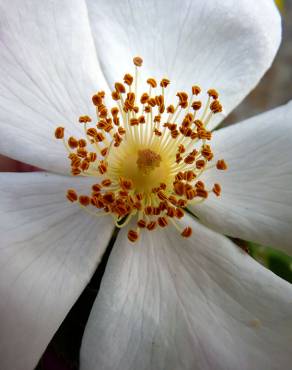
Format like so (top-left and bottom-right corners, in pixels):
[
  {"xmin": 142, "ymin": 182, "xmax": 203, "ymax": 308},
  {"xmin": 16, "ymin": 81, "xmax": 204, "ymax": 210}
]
[{"xmin": 248, "ymin": 242, "xmax": 292, "ymax": 283}]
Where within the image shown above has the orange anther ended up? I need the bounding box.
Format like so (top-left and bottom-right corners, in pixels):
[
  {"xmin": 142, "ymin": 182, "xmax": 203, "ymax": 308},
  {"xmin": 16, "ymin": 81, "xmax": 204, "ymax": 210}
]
[
  {"xmin": 140, "ymin": 93, "xmax": 149, "ymax": 104},
  {"xmin": 147, "ymin": 221, "xmax": 157, "ymax": 231},
  {"xmin": 80, "ymin": 159, "xmax": 90, "ymax": 171},
  {"xmin": 103, "ymin": 192, "xmax": 115, "ymax": 204},
  {"xmin": 88, "ymin": 152, "xmax": 97, "ymax": 162},
  {"xmin": 115, "ymin": 82, "xmax": 126, "ymax": 94},
  {"xmin": 167, "ymin": 105, "xmax": 175, "ymax": 114},
  {"xmin": 192, "ymin": 101, "xmax": 202, "ymax": 111},
  {"xmin": 66, "ymin": 189, "xmax": 78, "ymax": 202},
  {"xmin": 210, "ymin": 100, "xmax": 222, "ymax": 113},
  {"xmin": 207, "ymin": 89, "xmax": 219, "ymax": 99},
  {"xmin": 101, "ymin": 179, "xmax": 112, "ymax": 187},
  {"xmin": 98, "ymin": 162, "xmax": 107, "ymax": 174},
  {"xmin": 55, "ymin": 127, "xmax": 65, "ymax": 139},
  {"xmin": 147, "ymin": 78, "xmax": 157, "ymax": 88},
  {"xmin": 158, "ymin": 217, "xmax": 168, "ymax": 228},
  {"xmin": 181, "ymin": 227, "xmax": 192, "ymax": 238},
  {"xmin": 212, "ymin": 183, "xmax": 221, "ymax": 196},
  {"xmin": 71, "ymin": 168, "xmax": 81, "ymax": 176},
  {"xmin": 128, "ymin": 229, "xmax": 139, "ymax": 242},
  {"xmin": 192, "ymin": 85, "xmax": 201, "ymax": 95},
  {"xmin": 175, "ymin": 208, "xmax": 184, "ymax": 219},
  {"xmin": 92, "ymin": 184, "xmax": 102, "ymax": 192},
  {"xmin": 79, "ymin": 115, "xmax": 92, "ymax": 123},
  {"xmin": 196, "ymin": 189, "xmax": 208, "ymax": 198},
  {"xmin": 78, "ymin": 139, "xmax": 87, "ymax": 148},
  {"xmin": 160, "ymin": 78, "xmax": 170, "ymax": 88},
  {"xmin": 124, "ymin": 74, "xmax": 133, "ymax": 86},
  {"xmin": 216, "ymin": 159, "xmax": 228, "ymax": 170},
  {"xmin": 178, "ymin": 144, "xmax": 185, "ymax": 154},
  {"xmin": 173, "ymin": 181, "xmax": 185, "ymax": 196},
  {"xmin": 92, "ymin": 94, "xmax": 102, "ymax": 106},
  {"xmin": 196, "ymin": 159, "xmax": 206, "ymax": 169},
  {"xmin": 79, "ymin": 195, "xmax": 90, "ymax": 206},
  {"xmin": 133, "ymin": 56, "xmax": 143, "ymax": 67},
  {"xmin": 100, "ymin": 147, "xmax": 108, "ymax": 157},
  {"xmin": 68, "ymin": 136, "xmax": 78, "ymax": 148},
  {"xmin": 157, "ymin": 190, "xmax": 168, "ymax": 201},
  {"xmin": 137, "ymin": 219, "xmax": 146, "ymax": 228},
  {"xmin": 111, "ymin": 91, "xmax": 120, "ymax": 101}
]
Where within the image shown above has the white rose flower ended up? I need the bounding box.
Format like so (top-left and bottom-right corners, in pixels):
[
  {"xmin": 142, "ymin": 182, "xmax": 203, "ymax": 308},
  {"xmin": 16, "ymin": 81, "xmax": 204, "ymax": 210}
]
[{"xmin": 0, "ymin": 1, "xmax": 291, "ymax": 370}]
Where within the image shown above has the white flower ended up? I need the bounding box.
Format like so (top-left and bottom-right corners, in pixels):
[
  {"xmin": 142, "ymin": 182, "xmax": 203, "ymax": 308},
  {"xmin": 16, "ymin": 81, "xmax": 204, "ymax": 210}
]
[{"xmin": 0, "ymin": 1, "xmax": 292, "ymax": 370}]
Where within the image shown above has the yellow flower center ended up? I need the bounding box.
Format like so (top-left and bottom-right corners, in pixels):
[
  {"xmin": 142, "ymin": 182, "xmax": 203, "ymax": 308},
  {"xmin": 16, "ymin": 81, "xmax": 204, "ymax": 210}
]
[{"xmin": 55, "ymin": 56, "xmax": 227, "ymax": 242}]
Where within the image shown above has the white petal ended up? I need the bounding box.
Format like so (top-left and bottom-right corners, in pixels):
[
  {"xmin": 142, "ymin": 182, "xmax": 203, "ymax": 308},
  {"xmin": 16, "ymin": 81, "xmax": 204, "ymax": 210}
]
[
  {"xmin": 86, "ymin": 0, "xmax": 281, "ymax": 128},
  {"xmin": 81, "ymin": 215, "xmax": 292, "ymax": 370},
  {"xmin": 192, "ymin": 101, "xmax": 292, "ymax": 254},
  {"xmin": 0, "ymin": 172, "xmax": 115, "ymax": 370},
  {"xmin": 0, "ymin": 0, "xmax": 110, "ymax": 173}
]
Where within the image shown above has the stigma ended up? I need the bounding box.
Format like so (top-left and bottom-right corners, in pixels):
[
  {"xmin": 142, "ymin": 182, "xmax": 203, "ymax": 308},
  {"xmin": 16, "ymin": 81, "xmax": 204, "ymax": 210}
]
[{"xmin": 55, "ymin": 57, "xmax": 227, "ymax": 242}]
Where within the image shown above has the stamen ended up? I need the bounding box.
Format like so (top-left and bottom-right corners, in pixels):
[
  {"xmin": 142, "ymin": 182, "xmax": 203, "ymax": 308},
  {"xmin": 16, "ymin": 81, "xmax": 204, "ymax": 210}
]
[{"xmin": 55, "ymin": 57, "xmax": 226, "ymax": 243}]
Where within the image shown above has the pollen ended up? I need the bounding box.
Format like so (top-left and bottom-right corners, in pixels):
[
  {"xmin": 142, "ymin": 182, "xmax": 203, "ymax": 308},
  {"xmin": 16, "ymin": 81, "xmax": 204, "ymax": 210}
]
[{"xmin": 55, "ymin": 57, "xmax": 227, "ymax": 243}]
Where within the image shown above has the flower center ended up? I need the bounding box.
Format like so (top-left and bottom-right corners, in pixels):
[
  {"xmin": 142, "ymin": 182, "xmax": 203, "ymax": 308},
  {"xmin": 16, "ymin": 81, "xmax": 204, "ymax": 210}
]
[
  {"xmin": 55, "ymin": 56, "xmax": 227, "ymax": 242},
  {"xmin": 137, "ymin": 149, "xmax": 161, "ymax": 174}
]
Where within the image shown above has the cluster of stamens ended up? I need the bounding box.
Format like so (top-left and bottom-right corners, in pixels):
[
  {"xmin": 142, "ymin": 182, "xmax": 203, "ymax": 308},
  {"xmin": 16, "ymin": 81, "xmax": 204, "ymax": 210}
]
[{"xmin": 55, "ymin": 56, "xmax": 227, "ymax": 242}]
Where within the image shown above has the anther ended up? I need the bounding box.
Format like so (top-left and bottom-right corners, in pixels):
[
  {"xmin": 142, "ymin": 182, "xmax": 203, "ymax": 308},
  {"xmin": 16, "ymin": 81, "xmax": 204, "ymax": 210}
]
[
  {"xmin": 78, "ymin": 139, "xmax": 87, "ymax": 148},
  {"xmin": 92, "ymin": 184, "xmax": 102, "ymax": 193},
  {"xmin": 175, "ymin": 208, "xmax": 185, "ymax": 219},
  {"xmin": 115, "ymin": 82, "xmax": 126, "ymax": 94},
  {"xmin": 101, "ymin": 179, "xmax": 112, "ymax": 187},
  {"xmin": 177, "ymin": 91, "xmax": 188, "ymax": 103},
  {"xmin": 216, "ymin": 159, "xmax": 228, "ymax": 170},
  {"xmin": 124, "ymin": 74, "xmax": 133, "ymax": 86},
  {"xmin": 192, "ymin": 85, "xmax": 201, "ymax": 95},
  {"xmin": 210, "ymin": 100, "xmax": 222, "ymax": 113},
  {"xmin": 174, "ymin": 181, "xmax": 185, "ymax": 196},
  {"xmin": 66, "ymin": 189, "xmax": 78, "ymax": 202},
  {"xmin": 100, "ymin": 147, "xmax": 108, "ymax": 157},
  {"xmin": 92, "ymin": 94, "xmax": 103, "ymax": 106},
  {"xmin": 158, "ymin": 217, "xmax": 168, "ymax": 227},
  {"xmin": 120, "ymin": 178, "xmax": 133, "ymax": 190},
  {"xmin": 80, "ymin": 159, "xmax": 90, "ymax": 171},
  {"xmin": 147, "ymin": 78, "xmax": 157, "ymax": 88},
  {"xmin": 79, "ymin": 195, "xmax": 90, "ymax": 206},
  {"xmin": 79, "ymin": 115, "xmax": 92, "ymax": 123},
  {"xmin": 71, "ymin": 168, "xmax": 81, "ymax": 176},
  {"xmin": 196, "ymin": 189, "xmax": 208, "ymax": 198},
  {"xmin": 212, "ymin": 183, "xmax": 221, "ymax": 196},
  {"xmin": 192, "ymin": 101, "xmax": 202, "ymax": 111},
  {"xmin": 196, "ymin": 160, "xmax": 205, "ymax": 169},
  {"xmin": 68, "ymin": 137, "xmax": 78, "ymax": 148},
  {"xmin": 167, "ymin": 105, "xmax": 175, "ymax": 114},
  {"xmin": 128, "ymin": 229, "xmax": 139, "ymax": 242},
  {"xmin": 137, "ymin": 219, "xmax": 146, "ymax": 228},
  {"xmin": 147, "ymin": 221, "xmax": 157, "ymax": 231},
  {"xmin": 160, "ymin": 78, "xmax": 170, "ymax": 88},
  {"xmin": 55, "ymin": 127, "xmax": 65, "ymax": 139},
  {"xmin": 103, "ymin": 192, "xmax": 115, "ymax": 204},
  {"xmin": 112, "ymin": 91, "xmax": 120, "ymax": 101},
  {"xmin": 181, "ymin": 227, "xmax": 192, "ymax": 238},
  {"xmin": 133, "ymin": 56, "xmax": 143, "ymax": 67},
  {"xmin": 88, "ymin": 152, "xmax": 97, "ymax": 162},
  {"xmin": 98, "ymin": 162, "xmax": 107, "ymax": 174},
  {"xmin": 207, "ymin": 89, "xmax": 219, "ymax": 100}
]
